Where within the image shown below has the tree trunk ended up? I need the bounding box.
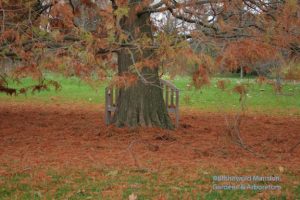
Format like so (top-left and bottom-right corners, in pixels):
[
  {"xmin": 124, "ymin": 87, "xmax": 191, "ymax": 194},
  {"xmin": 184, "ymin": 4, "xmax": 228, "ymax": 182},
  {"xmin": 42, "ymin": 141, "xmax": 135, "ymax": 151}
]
[
  {"xmin": 112, "ymin": 4, "xmax": 174, "ymax": 129},
  {"xmin": 112, "ymin": 50, "xmax": 174, "ymax": 129}
]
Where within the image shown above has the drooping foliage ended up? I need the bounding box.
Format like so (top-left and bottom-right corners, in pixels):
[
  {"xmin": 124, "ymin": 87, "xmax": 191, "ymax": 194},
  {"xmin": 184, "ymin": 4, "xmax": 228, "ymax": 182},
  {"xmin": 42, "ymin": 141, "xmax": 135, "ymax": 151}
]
[{"xmin": 0, "ymin": 0, "xmax": 299, "ymax": 92}]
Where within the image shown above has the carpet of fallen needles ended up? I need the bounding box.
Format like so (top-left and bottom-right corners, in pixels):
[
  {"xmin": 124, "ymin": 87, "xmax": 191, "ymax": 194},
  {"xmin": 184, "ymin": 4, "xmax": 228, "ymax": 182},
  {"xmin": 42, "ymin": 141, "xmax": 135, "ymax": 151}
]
[{"xmin": 0, "ymin": 101, "xmax": 299, "ymax": 175}]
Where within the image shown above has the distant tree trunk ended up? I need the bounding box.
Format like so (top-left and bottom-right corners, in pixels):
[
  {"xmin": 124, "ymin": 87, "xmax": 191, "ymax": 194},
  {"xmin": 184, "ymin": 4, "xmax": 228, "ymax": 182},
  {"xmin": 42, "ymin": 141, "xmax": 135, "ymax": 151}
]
[
  {"xmin": 112, "ymin": 5, "xmax": 174, "ymax": 129},
  {"xmin": 240, "ymin": 66, "xmax": 244, "ymax": 79}
]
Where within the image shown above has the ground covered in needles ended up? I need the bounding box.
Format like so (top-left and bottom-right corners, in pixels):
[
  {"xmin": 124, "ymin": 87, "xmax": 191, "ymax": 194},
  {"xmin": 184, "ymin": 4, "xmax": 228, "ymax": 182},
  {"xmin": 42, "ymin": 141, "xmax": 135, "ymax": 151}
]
[{"xmin": 0, "ymin": 102, "xmax": 299, "ymax": 199}]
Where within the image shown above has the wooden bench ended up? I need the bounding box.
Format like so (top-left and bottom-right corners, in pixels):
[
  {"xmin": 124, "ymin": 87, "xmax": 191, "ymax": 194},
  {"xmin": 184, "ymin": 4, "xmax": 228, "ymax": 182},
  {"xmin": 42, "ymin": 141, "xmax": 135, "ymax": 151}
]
[{"xmin": 105, "ymin": 79, "xmax": 180, "ymax": 127}]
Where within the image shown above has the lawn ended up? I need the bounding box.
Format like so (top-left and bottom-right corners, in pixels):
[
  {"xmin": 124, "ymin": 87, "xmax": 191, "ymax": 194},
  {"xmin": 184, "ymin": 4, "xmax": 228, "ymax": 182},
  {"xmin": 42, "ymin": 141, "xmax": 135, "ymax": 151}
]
[
  {"xmin": 1, "ymin": 166, "xmax": 298, "ymax": 200},
  {"xmin": 1, "ymin": 74, "xmax": 300, "ymax": 200},
  {"xmin": 1, "ymin": 74, "xmax": 300, "ymax": 114}
]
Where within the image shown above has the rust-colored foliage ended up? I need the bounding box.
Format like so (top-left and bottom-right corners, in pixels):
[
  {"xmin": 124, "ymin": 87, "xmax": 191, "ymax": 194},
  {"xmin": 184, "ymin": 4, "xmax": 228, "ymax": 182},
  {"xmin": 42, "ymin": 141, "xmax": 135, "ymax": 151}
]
[
  {"xmin": 1, "ymin": 102, "xmax": 300, "ymax": 175},
  {"xmin": 272, "ymin": 83, "xmax": 283, "ymax": 94},
  {"xmin": 0, "ymin": 85, "xmax": 17, "ymax": 96},
  {"xmin": 217, "ymin": 80, "xmax": 231, "ymax": 91},
  {"xmin": 256, "ymin": 76, "xmax": 267, "ymax": 85},
  {"xmin": 233, "ymin": 84, "xmax": 248, "ymax": 101},
  {"xmin": 283, "ymin": 61, "xmax": 300, "ymax": 81},
  {"xmin": 219, "ymin": 39, "xmax": 280, "ymax": 71},
  {"xmin": 0, "ymin": 0, "xmax": 299, "ymax": 94},
  {"xmin": 217, "ymin": 80, "xmax": 226, "ymax": 91},
  {"xmin": 80, "ymin": 0, "xmax": 95, "ymax": 7},
  {"xmin": 135, "ymin": 59, "xmax": 159, "ymax": 69},
  {"xmin": 111, "ymin": 73, "xmax": 137, "ymax": 88},
  {"xmin": 0, "ymin": 75, "xmax": 16, "ymax": 95},
  {"xmin": 12, "ymin": 64, "xmax": 42, "ymax": 80},
  {"xmin": 50, "ymin": 2, "xmax": 74, "ymax": 30},
  {"xmin": 19, "ymin": 88, "xmax": 28, "ymax": 95},
  {"xmin": 31, "ymin": 83, "xmax": 49, "ymax": 94},
  {"xmin": 233, "ymin": 84, "xmax": 247, "ymax": 95},
  {"xmin": 47, "ymin": 80, "xmax": 62, "ymax": 91},
  {"xmin": 192, "ymin": 65, "xmax": 210, "ymax": 89},
  {"xmin": 0, "ymin": 29, "xmax": 20, "ymax": 44},
  {"xmin": 116, "ymin": 0, "xmax": 128, "ymax": 6}
]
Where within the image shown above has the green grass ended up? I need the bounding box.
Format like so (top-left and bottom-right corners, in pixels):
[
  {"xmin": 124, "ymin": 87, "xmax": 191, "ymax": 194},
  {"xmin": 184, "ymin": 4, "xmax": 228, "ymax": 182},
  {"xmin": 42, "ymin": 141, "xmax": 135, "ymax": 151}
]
[
  {"xmin": 0, "ymin": 74, "xmax": 107, "ymax": 104},
  {"xmin": 0, "ymin": 167, "xmax": 298, "ymax": 200},
  {"xmin": 1, "ymin": 74, "xmax": 299, "ymax": 114},
  {"xmin": 174, "ymin": 76, "xmax": 300, "ymax": 113},
  {"xmin": 1, "ymin": 74, "xmax": 299, "ymax": 199}
]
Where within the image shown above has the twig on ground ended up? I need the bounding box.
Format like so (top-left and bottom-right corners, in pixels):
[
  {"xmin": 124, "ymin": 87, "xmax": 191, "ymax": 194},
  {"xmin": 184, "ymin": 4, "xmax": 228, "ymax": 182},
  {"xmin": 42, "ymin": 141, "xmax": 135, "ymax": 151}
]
[
  {"xmin": 224, "ymin": 112, "xmax": 265, "ymax": 158},
  {"xmin": 127, "ymin": 139, "xmax": 142, "ymax": 168},
  {"xmin": 289, "ymin": 141, "xmax": 300, "ymax": 153},
  {"xmin": 221, "ymin": 88, "xmax": 265, "ymax": 158},
  {"xmin": 127, "ymin": 139, "xmax": 159, "ymax": 169}
]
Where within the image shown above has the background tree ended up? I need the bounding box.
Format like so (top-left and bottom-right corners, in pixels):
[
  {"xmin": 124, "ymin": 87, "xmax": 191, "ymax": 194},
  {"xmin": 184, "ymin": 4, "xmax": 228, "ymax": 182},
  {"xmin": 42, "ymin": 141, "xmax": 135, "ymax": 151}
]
[{"xmin": 0, "ymin": 0, "xmax": 299, "ymax": 128}]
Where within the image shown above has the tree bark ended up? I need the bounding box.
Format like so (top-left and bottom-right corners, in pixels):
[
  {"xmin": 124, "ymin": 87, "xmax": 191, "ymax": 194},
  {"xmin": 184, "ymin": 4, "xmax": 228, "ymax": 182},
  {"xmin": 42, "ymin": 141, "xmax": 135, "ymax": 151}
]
[
  {"xmin": 112, "ymin": 50, "xmax": 174, "ymax": 129},
  {"xmin": 112, "ymin": 4, "xmax": 174, "ymax": 129}
]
